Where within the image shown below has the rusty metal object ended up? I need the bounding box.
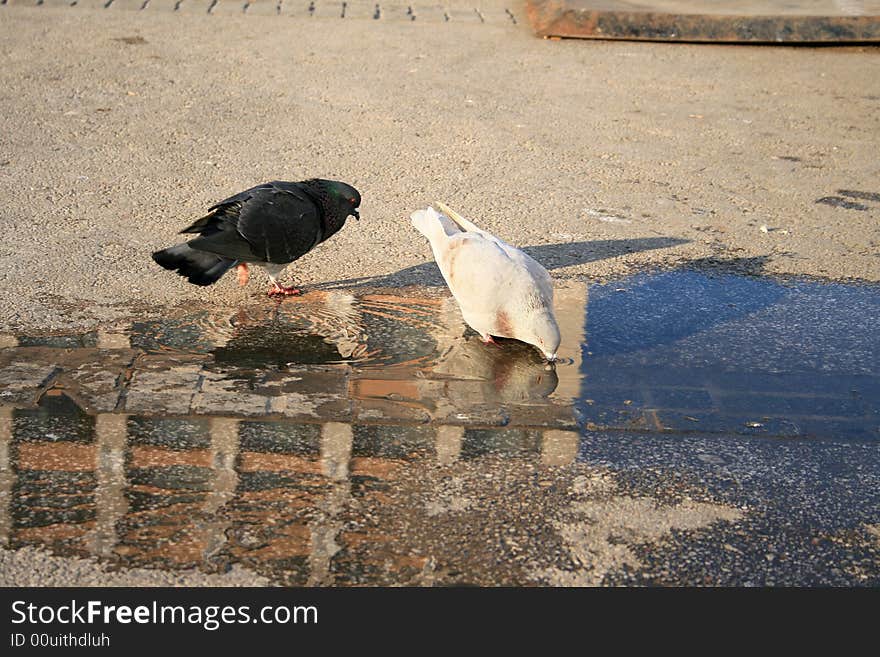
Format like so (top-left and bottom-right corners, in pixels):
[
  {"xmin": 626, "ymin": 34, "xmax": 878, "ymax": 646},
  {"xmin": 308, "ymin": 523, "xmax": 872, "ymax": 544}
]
[{"xmin": 526, "ymin": 0, "xmax": 880, "ymax": 43}]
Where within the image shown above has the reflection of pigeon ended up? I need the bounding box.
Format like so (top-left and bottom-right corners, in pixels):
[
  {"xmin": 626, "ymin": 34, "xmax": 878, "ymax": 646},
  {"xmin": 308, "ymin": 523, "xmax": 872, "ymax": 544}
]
[
  {"xmin": 410, "ymin": 203, "xmax": 560, "ymax": 361},
  {"xmin": 153, "ymin": 179, "xmax": 360, "ymax": 296},
  {"xmin": 275, "ymin": 290, "xmax": 368, "ymax": 359},
  {"xmin": 213, "ymin": 291, "xmax": 368, "ymax": 361},
  {"xmin": 433, "ymin": 335, "xmax": 559, "ymax": 402}
]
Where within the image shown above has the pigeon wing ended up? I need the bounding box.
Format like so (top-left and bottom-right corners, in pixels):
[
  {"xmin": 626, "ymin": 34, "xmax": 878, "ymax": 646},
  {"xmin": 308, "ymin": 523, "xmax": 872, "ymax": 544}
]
[
  {"xmin": 445, "ymin": 235, "xmax": 555, "ymax": 344},
  {"xmin": 435, "ymin": 233, "xmax": 531, "ymax": 333},
  {"xmin": 502, "ymin": 244, "xmax": 554, "ymax": 305},
  {"xmin": 181, "ymin": 203, "xmax": 261, "ymax": 262},
  {"xmin": 187, "ymin": 183, "xmax": 322, "ymax": 264},
  {"xmin": 435, "ymin": 202, "xmax": 554, "ymax": 304},
  {"xmin": 236, "ymin": 184, "xmax": 323, "ymax": 264}
]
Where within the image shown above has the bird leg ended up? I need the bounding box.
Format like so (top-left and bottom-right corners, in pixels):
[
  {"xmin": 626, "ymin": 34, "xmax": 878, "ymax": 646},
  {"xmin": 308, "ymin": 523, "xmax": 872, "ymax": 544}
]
[
  {"xmin": 236, "ymin": 263, "xmax": 250, "ymax": 287},
  {"xmin": 479, "ymin": 334, "xmax": 497, "ymax": 345},
  {"xmin": 267, "ymin": 275, "xmax": 301, "ymax": 297},
  {"xmin": 269, "ymin": 284, "xmax": 302, "ymax": 297}
]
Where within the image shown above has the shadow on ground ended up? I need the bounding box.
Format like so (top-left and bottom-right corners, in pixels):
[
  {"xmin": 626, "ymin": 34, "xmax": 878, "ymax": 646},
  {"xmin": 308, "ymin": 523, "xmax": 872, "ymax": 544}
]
[{"xmin": 317, "ymin": 237, "xmax": 690, "ymax": 288}]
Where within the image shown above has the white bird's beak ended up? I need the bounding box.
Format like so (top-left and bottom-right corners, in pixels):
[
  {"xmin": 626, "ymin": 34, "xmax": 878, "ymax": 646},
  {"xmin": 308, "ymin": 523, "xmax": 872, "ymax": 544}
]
[{"xmin": 545, "ymin": 352, "xmax": 558, "ymax": 363}]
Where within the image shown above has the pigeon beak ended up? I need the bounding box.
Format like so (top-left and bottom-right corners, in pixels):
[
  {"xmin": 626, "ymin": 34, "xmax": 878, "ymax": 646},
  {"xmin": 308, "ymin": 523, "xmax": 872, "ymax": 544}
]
[
  {"xmin": 352, "ymin": 209, "xmax": 360, "ymax": 221},
  {"xmin": 545, "ymin": 352, "xmax": 558, "ymax": 363}
]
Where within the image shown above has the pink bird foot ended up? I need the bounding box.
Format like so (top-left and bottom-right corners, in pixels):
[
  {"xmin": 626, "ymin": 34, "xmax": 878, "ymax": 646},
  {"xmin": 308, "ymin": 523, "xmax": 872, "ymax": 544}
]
[
  {"xmin": 268, "ymin": 283, "xmax": 302, "ymax": 297},
  {"xmin": 480, "ymin": 335, "xmax": 497, "ymax": 345},
  {"xmin": 236, "ymin": 263, "xmax": 250, "ymax": 287}
]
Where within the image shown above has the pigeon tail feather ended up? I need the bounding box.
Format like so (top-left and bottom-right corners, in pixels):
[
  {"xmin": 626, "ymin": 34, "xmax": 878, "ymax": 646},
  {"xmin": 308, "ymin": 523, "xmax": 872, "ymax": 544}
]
[
  {"xmin": 151, "ymin": 243, "xmax": 236, "ymax": 287},
  {"xmin": 434, "ymin": 201, "xmax": 486, "ymax": 236},
  {"xmin": 410, "ymin": 207, "xmax": 462, "ymax": 242}
]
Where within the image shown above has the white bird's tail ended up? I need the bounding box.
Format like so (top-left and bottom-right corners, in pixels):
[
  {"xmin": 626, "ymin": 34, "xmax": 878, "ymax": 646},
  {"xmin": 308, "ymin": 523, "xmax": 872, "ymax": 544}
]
[
  {"xmin": 410, "ymin": 206, "xmax": 462, "ymax": 242},
  {"xmin": 434, "ymin": 201, "xmax": 488, "ymax": 236}
]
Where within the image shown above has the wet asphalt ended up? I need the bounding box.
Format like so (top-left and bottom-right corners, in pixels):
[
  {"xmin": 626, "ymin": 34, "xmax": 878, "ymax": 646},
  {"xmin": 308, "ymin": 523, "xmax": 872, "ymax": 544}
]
[{"xmin": 0, "ymin": 271, "xmax": 877, "ymax": 586}]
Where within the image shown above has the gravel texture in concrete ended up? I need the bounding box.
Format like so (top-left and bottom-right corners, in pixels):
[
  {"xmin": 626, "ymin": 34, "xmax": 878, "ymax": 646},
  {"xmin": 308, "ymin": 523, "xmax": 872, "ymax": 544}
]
[{"xmin": 0, "ymin": 6, "xmax": 878, "ymax": 332}]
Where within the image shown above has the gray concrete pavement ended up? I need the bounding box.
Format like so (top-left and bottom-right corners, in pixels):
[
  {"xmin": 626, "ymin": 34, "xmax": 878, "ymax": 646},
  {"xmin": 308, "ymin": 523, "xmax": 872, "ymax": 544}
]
[
  {"xmin": 1, "ymin": 4, "xmax": 879, "ymax": 333},
  {"xmin": 0, "ymin": 4, "xmax": 878, "ymax": 586}
]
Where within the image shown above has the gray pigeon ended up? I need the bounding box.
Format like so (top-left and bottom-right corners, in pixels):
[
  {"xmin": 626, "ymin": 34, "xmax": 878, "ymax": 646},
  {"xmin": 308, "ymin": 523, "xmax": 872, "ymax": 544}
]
[{"xmin": 153, "ymin": 178, "xmax": 360, "ymax": 296}]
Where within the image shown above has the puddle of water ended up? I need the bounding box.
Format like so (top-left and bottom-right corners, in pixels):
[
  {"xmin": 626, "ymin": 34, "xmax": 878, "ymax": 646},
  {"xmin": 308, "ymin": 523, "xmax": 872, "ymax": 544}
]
[
  {"xmin": 0, "ymin": 271, "xmax": 878, "ymax": 584},
  {"xmin": 1, "ymin": 274, "xmax": 878, "ymax": 438},
  {"xmin": 2, "ymin": 408, "xmax": 582, "ymax": 584},
  {"xmin": 126, "ymin": 293, "xmax": 447, "ymax": 367},
  {"xmin": 579, "ymin": 272, "xmax": 879, "ymax": 440}
]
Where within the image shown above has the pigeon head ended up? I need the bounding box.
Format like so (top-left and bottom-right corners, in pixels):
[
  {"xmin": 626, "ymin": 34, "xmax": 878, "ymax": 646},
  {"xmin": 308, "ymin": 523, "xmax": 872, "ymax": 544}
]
[
  {"xmin": 521, "ymin": 310, "xmax": 561, "ymax": 362},
  {"xmin": 304, "ymin": 179, "xmax": 361, "ymax": 240}
]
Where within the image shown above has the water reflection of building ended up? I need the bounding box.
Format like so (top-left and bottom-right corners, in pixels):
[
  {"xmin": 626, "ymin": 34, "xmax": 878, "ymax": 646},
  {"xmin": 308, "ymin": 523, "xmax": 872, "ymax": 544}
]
[
  {"xmin": 0, "ymin": 284, "xmax": 591, "ymax": 582},
  {"xmin": 1, "ymin": 406, "xmax": 580, "ymax": 584}
]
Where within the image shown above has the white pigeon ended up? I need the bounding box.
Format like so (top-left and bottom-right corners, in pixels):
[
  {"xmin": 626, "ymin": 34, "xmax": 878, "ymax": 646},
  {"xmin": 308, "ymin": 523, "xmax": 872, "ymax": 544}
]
[{"xmin": 410, "ymin": 202, "xmax": 561, "ymax": 361}]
